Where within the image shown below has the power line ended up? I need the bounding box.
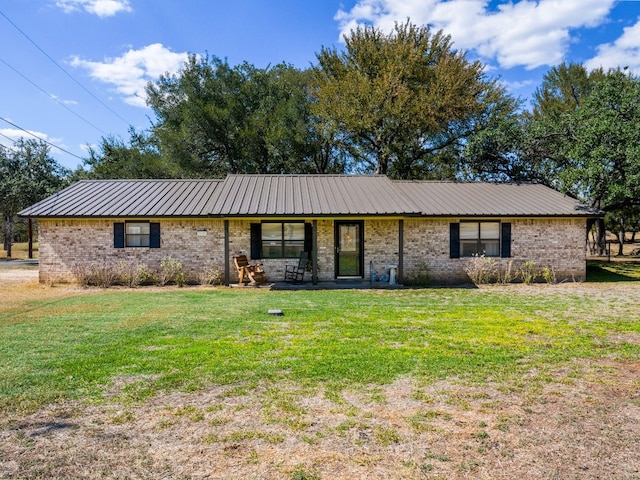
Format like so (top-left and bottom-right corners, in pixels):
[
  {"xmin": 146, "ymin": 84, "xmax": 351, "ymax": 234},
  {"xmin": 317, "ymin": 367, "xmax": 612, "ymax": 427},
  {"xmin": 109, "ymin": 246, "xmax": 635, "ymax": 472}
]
[
  {"xmin": 0, "ymin": 56, "xmax": 108, "ymax": 135},
  {"xmin": 0, "ymin": 8, "xmax": 132, "ymax": 127},
  {"xmin": 0, "ymin": 131, "xmax": 21, "ymax": 152},
  {"xmin": 0, "ymin": 116, "xmax": 86, "ymax": 162}
]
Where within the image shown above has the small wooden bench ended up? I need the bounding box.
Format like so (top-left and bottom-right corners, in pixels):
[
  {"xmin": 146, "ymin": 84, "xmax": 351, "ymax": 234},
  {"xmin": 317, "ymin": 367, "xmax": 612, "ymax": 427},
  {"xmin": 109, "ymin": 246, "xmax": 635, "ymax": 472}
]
[{"xmin": 233, "ymin": 255, "xmax": 267, "ymax": 285}]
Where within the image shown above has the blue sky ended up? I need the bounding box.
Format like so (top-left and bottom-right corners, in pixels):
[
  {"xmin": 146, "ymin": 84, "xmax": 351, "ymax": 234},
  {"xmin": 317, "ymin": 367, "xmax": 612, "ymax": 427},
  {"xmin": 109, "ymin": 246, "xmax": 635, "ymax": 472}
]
[{"xmin": 1, "ymin": 0, "xmax": 639, "ymax": 170}]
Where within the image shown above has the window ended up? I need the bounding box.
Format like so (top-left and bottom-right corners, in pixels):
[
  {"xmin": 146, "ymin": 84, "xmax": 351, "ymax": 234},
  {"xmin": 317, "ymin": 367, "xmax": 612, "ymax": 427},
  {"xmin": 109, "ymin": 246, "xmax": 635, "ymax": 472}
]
[
  {"xmin": 250, "ymin": 222, "xmax": 311, "ymax": 259},
  {"xmin": 114, "ymin": 222, "xmax": 160, "ymax": 248},
  {"xmin": 261, "ymin": 222, "xmax": 305, "ymax": 258},
  {"xmin": 450, "ymin": 221, "xmax": 510, "ymax": 259},
  {"xmin": 460, "ymin": 221, "xmax": 500, "ymax": 257},
  {"xmin": 126, "ymin": 222, "xmax": 150, "ymax": 247}
]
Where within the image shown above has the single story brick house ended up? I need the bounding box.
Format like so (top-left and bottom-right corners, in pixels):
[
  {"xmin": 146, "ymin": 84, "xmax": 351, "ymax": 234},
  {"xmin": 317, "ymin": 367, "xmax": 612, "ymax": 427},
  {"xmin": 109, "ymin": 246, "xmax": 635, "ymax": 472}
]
[{"xmin": 19, "ymin": 174, "xmax": 600, "ymax": 285}]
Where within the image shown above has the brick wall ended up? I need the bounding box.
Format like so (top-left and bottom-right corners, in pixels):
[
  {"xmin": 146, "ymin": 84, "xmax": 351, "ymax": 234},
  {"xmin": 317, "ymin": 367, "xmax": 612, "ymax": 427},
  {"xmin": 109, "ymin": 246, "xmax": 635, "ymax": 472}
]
[
  {"xmin": 37, "ymin": 216, "xmax": 587, "ymax": 284},
  {"xmin": 38, "ymin": 218, "xmax": 225, "ymax": 283},
  {"xmin": 403, "ymin": 217, "xmax": 587, "ymax": 283}
]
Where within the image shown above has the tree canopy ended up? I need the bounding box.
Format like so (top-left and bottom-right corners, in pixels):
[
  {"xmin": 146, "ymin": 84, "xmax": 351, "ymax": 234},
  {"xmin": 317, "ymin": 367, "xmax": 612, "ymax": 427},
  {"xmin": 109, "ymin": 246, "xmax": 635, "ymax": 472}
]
[
  {"xmin": 0, "ymin": 139, "xmax": 68, "ymax": 256},
  {"xmin": 144, "ymin": 55, "xmax": 343, "ymax": 177},
  {"xmin": 82, "ymin": 127, "xmax": 183, "ymax": 179},
  {"xmin": 312, "ymin": 20, "xmax": 518, "ymax": 179}
]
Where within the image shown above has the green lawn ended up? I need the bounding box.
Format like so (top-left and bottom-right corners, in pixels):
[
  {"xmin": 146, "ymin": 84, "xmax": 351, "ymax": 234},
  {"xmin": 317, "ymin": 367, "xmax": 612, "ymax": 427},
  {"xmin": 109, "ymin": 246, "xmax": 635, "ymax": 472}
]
[
  {"xmin": 2, "ymin": 282, "xmax": 639, "ymax": 414},
  {"xmin": 587, "ymin": 259, "xmax": 640, "ymax": 281}
]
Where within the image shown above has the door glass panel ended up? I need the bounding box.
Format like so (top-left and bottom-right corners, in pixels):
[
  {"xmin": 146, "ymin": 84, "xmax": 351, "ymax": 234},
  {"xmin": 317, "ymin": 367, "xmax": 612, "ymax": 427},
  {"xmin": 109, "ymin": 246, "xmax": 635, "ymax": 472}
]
[{"xmin": 338, "ymin": 223, "xmax": 361, "ymax": 276}]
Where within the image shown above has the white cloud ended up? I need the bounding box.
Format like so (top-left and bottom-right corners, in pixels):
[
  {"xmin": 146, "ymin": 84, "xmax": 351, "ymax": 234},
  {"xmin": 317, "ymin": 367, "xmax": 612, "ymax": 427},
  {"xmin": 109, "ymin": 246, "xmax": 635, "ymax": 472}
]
[
  {"xmin": 55, "ymin": 0, "xmax": 132, "ymax": 17},
  {"xmin": 80, "ymin": 143, "xmax": 95, "ymax": 153},
  {"xmin": 70, "ymin": 43, "xmax": 189, "ymax": 107},
  {"xmin": 585, "ymin": 18, "xmax": 640, "ymax": 73},
  {"xmin": 0, "ymin": 128, "xmax": 51, "ymax": 145},
  {"xmin": 335, "ymin": 0, "xmax": 616, "ymax": 70},
  {"xmin": 50, "ymin": 94, "xmax": 78, "ymax": 106},
  {"xmin": 0, "ymin": 128, "xmax": 68, "ymax": 155}
]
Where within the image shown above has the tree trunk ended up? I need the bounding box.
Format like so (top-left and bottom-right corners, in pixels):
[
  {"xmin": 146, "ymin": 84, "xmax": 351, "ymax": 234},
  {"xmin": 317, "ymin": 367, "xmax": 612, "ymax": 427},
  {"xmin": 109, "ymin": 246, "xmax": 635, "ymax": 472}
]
[
  {"xmin": 617, "ymin": 227, "xmax": 625, "ymax": 256},
  {"xmin": 5, "ymin": 215, "xmax": 13, "ymax": 258},
  {"xmin": 595, "ymin": 218, "xmax": 606, "ymax": 256}
]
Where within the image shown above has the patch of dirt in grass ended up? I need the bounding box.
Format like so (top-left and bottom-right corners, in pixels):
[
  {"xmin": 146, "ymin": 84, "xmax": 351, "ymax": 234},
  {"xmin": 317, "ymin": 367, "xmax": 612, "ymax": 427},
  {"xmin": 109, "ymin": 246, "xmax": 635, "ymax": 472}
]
[
  {"xmin": 0, "ymin": 267, "xmax": 39, "ymax": 286},
  {"xmin": 0, "ymin": 268, "xmax": 93, "ymax": 310},
  {"xmin": 1, "ymin": 360, "xmax": 639, "ymax": 479}
]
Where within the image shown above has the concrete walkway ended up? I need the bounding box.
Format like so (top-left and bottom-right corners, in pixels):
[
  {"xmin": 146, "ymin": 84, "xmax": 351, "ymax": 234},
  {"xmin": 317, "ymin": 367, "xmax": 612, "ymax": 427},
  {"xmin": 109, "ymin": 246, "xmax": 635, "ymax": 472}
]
[{"xmin": 0, "ymin": 259, "xmax": 39, "ymax": 267}]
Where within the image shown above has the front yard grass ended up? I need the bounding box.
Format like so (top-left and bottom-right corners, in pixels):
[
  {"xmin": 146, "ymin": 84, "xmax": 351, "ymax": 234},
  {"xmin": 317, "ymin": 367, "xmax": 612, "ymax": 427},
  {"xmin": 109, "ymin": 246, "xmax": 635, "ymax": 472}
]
[
  {"xmin": 1, "ymin": 273, "xmax": 639, "ymax": 479},
  {"xmin": 1, "ymin": 284, "xmax": 638, "ymax": 413}
]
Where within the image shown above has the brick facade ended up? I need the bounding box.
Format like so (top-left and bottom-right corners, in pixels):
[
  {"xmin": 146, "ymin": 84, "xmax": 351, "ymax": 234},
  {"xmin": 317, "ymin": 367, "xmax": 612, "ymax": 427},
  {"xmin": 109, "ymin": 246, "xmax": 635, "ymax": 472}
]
[
  {"xmin": 38, "ymin": 218, "xmax": 226, "ymax": 284},
  {"xmin": 402, "ymin": 217, "xmax": 587, "ymax": 283},
  {"xmin": 37, "ymin": 216, "xmax": 587, "ymax": 285}
]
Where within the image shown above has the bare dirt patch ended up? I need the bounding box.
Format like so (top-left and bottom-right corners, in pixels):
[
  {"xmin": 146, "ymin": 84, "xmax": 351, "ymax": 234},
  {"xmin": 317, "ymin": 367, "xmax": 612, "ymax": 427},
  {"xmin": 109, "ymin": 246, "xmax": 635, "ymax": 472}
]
[
  {"xmin": 0, "ymin": 267, "xmax": 94, "ymax": 307},
  {"xmin": 1, "ymin": 359, "xmax": 639, "ymax": 479},
  {"xmin": 0, "ymin": 266, "xmax": 38, "ymax": 286}
]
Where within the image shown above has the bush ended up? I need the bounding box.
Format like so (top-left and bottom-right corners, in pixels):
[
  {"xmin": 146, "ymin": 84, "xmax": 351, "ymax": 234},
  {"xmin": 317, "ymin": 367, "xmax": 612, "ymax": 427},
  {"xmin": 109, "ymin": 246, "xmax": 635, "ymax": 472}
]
[
  {"xmin": 197, "ymin": 265, "xmax": 224, "ymax": 286},
  {"xmin": 72, "ymin": 262, "xmax": 119, "ymax": 287},
  {"xmin": 159, "ymin": 256, "xmax": 185, "ymax": 286},
  {"xmin": 540, "ymin": 265, "xmax": 556, "ymax": 284},
  {"xmin": 114, "ymin": 261, "xmax": 158, "ymax": 287},
  {"xmin": 519, "ymin": 260, "xmax": 538, "ymax": 285},
  {"xmin": 405, "ymin": 261, "xmax": 430, "ymax": 286},
  {"xmin": 464, "ymin": 254, "xmax": 497, "ymax": 285},
  {"xmin": 498, "ymin": 259, "xmax": 515, "ymax": 284}
]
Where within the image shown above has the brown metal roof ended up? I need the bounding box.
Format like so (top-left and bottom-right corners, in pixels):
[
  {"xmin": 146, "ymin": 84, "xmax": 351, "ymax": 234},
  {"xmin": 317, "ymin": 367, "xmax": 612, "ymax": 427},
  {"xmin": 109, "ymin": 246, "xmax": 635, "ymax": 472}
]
[
  {"xmin": 209, "ymin": 175, "xmax": 422, "ymax": 216},
  {"xmin": 19, "ymin": 175, "xmax": 599, "ymax": 219},
  {"xmin": 394, "ymin": 181, "xmax": 597, "ymax": 216},
  {"xmin": 18, "ymin": 179, "xmax": 224, "ymax": 217}
]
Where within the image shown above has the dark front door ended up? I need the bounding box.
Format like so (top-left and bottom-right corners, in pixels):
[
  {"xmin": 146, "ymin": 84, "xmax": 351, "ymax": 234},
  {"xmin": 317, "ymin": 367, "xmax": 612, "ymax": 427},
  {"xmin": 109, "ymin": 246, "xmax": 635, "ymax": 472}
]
[{"xmin": 335, "ymin": 221, "xmax": 364, "ymax": 278}]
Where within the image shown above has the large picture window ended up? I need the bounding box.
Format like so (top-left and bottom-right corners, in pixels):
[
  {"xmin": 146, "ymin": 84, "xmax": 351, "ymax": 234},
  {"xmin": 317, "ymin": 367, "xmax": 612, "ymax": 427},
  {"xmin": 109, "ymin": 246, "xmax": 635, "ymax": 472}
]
[
  {"xmin": 460, "ymin": 221, "xmax": 500, "ymax": 257},
  {"xmin": 261, "ymin": 222, "xmax": 305, "ymax": 258}
]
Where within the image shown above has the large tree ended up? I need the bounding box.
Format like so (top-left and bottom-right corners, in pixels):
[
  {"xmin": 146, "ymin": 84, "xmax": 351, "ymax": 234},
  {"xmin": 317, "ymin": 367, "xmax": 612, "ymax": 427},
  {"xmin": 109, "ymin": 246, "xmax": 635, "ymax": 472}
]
[
  {"xmin": 531, "ymin": 62, "xmax": 605, "ymax": 117},
  {"xmin": 0, "ymin": 139, "xmax": 68, "ymax": 257},
  {"xmin": 563, "ymin": 69, "xmax": 640, "ymax": 254},
  {"xmin": 312, "ymin": 20, "xmax": 517, "ymax": 179},
  {"xmin": 145, "ymin": 56, "xmax": 341, "ymax": 177},
  {"xmin": 468, "ymin": 63, "xmax": 640, "ymax": 254},
  {"xmin": 82, "ymin": 127, "xmax": 183, "ymax": 179},
  {"xmin": 463, "ymin": 63, "xmax": 604, "ymax": 185}
]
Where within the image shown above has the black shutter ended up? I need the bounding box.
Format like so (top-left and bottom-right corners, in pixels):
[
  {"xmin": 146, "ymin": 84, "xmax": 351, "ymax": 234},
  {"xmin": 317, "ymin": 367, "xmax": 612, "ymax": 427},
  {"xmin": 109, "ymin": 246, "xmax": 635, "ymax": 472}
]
[
  {"xmin": 114, "ymin": 223, "xmax": 125, "ymax": 248},
  {"xmin": 304, "ymin": 222, "xmax": 312, "ymax": 253},
  {"xmin": 449, "ymin": 223, "xmax": 460, "ymax": 258},
  {"xmin": 501, "ymin": 222, "xmax": 511, "ymax": 258},
  {"xmin": 150, "ymin": 222, "xmax": 161, "ymax": 248},
  {"xmin": 250, "ymin": 223, "xmax": 262, "ymax": 259}
]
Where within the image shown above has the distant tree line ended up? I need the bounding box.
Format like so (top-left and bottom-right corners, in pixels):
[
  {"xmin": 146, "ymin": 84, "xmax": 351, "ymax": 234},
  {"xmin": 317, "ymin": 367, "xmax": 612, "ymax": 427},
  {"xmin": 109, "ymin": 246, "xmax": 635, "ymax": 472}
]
[{"xmin": 2, "ymin": 20, "xmax": 640, "ymax": 256}]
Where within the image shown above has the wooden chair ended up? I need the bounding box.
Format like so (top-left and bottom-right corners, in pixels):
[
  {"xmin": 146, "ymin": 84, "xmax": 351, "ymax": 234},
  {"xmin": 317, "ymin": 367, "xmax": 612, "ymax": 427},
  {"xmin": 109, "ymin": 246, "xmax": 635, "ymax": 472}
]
[
  {"xmin": 284, "ymin": 251, "xmax": 309, "ymax": 284},
  {"xmin": 233, "ymin": 255, "xmax": 267, "ymax": 285}
]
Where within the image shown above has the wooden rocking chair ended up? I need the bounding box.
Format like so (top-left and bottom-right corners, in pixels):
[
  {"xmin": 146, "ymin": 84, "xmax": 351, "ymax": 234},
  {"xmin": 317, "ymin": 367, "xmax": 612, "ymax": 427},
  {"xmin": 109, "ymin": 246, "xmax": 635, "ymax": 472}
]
[
  {"xmin": 233, "ymin": 255, "xmax": 267, "ymax": 286},
  {"xmin": 284, "ymin": 251, "xmax": 309, "ymax": 284}
]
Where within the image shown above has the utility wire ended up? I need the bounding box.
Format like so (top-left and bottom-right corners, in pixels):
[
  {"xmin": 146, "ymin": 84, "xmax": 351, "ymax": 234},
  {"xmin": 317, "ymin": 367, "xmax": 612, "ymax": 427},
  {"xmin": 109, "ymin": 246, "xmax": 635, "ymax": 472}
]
[
  {"xmin": 0, "ymin": 56, "xmax": 108, "ymax": 135},
  {"xmin": 0, "ymin": 8, "xmax": 131, "ymax": 127},
  {"xmin": 0, "ymin": 116, "xmax": 86, "ymax": 162},
  {"xmin": 0, "ymin": 131, "xmax": 21, "ymax": 152}
]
